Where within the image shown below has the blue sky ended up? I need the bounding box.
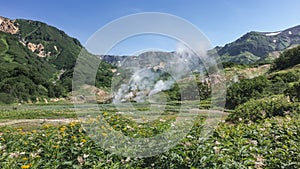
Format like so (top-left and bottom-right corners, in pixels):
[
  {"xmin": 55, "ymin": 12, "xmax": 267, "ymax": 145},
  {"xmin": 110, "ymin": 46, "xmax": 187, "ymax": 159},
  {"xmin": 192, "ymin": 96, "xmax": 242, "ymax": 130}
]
[{"xmin": 1, "ymin": 0, "xmax": 300, "ymax": 55}]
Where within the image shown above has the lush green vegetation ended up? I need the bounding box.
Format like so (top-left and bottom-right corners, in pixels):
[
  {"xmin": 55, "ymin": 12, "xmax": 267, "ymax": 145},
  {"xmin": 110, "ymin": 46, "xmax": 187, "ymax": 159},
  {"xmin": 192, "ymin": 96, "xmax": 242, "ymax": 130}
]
[
  {"xmin": 272, "ymin": 46, "xmax": 300, "ymax": 70},
  {"xmin": 0, "ymin": 31, "xmax": 59, "ymax": 103},
  {"xmin": 0, "ymin": 112, "xmax": 299, "ymax": 168},
  {"xmin": 0, "ymin": 105, "xmax": 76, "ymax": 120},
  {"xmin": 285, "ymin": 81, "xmax": 300, "ymax": 102},
  {"xmin": 225, "ymin": 76, "xmax": 271, "ymax": 109},
  {"xmin": 227, "ymin": 96, "xmax": 300, "ymax": 122},
  {"xmin": 16, "ymin": 19, "xmax": 82, "ymax": 70},
  {"xmin": 0, "ymin": 20, "xmax": 115, "ymax": 104},
  {"xmin": 1, "ymin": 18, "xmax": 300, "ymax": 168}
]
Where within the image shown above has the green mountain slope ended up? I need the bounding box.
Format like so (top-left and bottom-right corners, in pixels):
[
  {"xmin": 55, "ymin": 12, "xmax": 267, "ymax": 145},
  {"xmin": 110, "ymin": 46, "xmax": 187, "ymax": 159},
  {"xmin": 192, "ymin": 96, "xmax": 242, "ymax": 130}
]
[
  {"xmin": 217, "ymin": 25, "xmax": 300, "ymax": 64},
  {"xmin": 0, "ymin": 16, "xmax": 114, "ymax": 104},
  {"xmin": 16, "ymin": 19, "xmax": 82, "ymax": 69},
  {"xmin": 0, "ymin": 31, "xmax": 58, "ymax": 103}
]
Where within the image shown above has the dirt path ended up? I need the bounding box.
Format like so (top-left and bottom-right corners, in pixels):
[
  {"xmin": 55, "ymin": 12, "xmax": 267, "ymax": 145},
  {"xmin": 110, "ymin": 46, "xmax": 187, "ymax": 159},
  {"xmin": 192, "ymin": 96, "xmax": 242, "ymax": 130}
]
[
  {"xmin": 0, "ymin": 109, "xmax": 228, "ymax": 127},
  {"xmin": 0, "ymin": 118, "xmax": 78, "ymax": 126}
]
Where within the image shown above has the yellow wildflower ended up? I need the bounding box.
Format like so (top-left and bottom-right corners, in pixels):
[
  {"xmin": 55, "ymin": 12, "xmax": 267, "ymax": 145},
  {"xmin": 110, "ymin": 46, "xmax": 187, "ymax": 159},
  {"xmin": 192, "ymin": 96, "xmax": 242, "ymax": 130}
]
[
  {"xmin": 21, "ymin": 164, "xmax": 31, "ymax": 169},
  {"xmin": 22, "ymin": 157, "xmax": 28, "ymax": 161},
  {"xmin": 42, "ymin": 124, "xmax": 53, "ymax": 129},
  {"xmin": 59, "ymin": 126, "xmax": 66, "ymax": 132},
  {"xmin": 101, "ymin": 132, "xmax": 108, "ymax": 137},
  {"xmin": 81, "ymin": 139, "xmax": 87, "ymax": 143},
  {"xmin": 70, "ymin": 122, "xmax": 77, "ymax": 127},
  {"xmin": 52, "ymin": 145, "xmax": 59, "ymax": 149}
]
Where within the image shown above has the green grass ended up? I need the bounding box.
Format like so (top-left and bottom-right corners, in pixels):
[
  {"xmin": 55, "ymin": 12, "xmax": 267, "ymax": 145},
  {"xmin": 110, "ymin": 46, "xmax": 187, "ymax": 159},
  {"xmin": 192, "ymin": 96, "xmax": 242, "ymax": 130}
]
[
  {"xmin": 0, "ymin": 104, "xmax": 76, "ymax": 120},
  {"xmin": 0, "ymin": 36, "xmax": 8, "ymax": 55}
]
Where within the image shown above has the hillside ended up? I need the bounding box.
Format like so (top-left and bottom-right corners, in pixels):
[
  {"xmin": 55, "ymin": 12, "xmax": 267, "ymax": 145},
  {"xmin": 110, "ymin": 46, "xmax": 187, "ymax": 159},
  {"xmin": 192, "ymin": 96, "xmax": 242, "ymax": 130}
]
[
  {"xmin": 100, "ymin": 25, "xmax": 300, "ymax": 66},
  {"xmin": 0, "ymin": 16, "xmax": 114, "ymax": 104},
  {"xmin": 1, "ymin": 15, "xmax": 300, "ymax": 104},
  {"xmin": 217, "ymin": 25, "xmax": 300, "ymax": 63}
]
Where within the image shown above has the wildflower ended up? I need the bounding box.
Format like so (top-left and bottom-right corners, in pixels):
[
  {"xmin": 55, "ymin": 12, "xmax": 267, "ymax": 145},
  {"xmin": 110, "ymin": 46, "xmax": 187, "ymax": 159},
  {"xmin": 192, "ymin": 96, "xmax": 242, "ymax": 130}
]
[
  {"xmin": 52, "ymin": 145, "xmax": 59, "ymax": 149},
  {"xmin": 187, "ymin": 135, "xmax": 194, "ymax": 139},
  {"xmin": 126, "ymin": 125, "xmax": 134, "ymax": 131},
  {"xmin": 0, "ymin": 145, "xmax": 6, "ymax": 151},
  {"xmin": 70, "ymin": 122, "xmax": 77, "ymax": 127},
  {"xmin": 101, "ymin": 132, "xmax": 108, "ymax": 137},
  {"xmin": 77, "ymin": 156, "xmax": 84, "ymax": 165},
  {"xmin": 253, "ymin": 154, "xmax": 264, "ymax": 169},
  {"xmin": 9, "ymin": 152, "xmax": 20, "ymax": 158},
  {"xmin": 159, "ymin": 119, "xmax": 166, "ymax": 122},
  {"xmin": 21, "ymin": 164, "xmax": 32, "ymax": 169},
  {"xmin": 103, "ymin": 112, "xmax": 108, "ymax": 116},
  {"xmin": 22, "ymin": 157, "xmax": 28, "ymax": 161},
  {"xmin": 184, "ymin": 142, "xmax": 192, "ymax": 147},
  {"xmin": 214, "ymin": 141, "xmax": 221, "ymax": 145},
  {"xmin": 81, "ymin": 139, "xmax": 87, "ymax": 143},
  {"xmin": 43, "ymin": 124, "xmax": 53, "ymax": 129},
  {"xmin": 125, "ymin": 156, "xmax": 131, "ymax": 162},
  {"xmin": 30, "ymin": 153, "xmax": 38, "ymax": 158},
  {"xmin": 249, "ymin": 140, "xmax": 258, "ymax": 146},
  {"xmin": 213, "ymin": 146, "xmax": 220, "ymax": 154},
  {"xmin": 59, "ymin": 126, "xmax": 66, "ymax": 132}
]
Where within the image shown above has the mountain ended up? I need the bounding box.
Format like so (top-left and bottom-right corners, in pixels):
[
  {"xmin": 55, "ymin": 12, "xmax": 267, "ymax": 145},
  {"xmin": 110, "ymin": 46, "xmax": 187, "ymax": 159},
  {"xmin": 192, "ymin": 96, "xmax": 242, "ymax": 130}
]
[
  {"xmin": 100, "ymin": 25, "xmax": 300, "ymax": 65},
  {"xmin": 1, "ymin": 15, "xmax": 300, "ymax": 104},
  {"xmin": 0, "ymin": 16, "xmax": 114, "ymax": 103},
  {"xmin": 217, "ymin": 25, "xmax": 300, "ymax": 64}
]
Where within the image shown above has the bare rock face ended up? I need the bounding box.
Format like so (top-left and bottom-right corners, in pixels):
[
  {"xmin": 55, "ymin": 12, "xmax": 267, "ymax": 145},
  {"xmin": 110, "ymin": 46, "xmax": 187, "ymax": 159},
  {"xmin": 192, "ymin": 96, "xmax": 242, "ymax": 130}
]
[
  {"xmin": 0, "ymin": 16, "xmax": 19, "ymax": 34},
  {"xmin": 27, "ymin": 42, "xmax": 50, "ymax": 57}
]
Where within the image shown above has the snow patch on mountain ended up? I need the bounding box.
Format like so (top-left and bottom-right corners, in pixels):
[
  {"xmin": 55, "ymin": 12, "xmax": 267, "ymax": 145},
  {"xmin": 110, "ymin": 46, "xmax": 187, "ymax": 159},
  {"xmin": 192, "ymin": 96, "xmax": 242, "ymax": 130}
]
[{"xmin": 265, "ymin": 32, "xmax": 281, "ymax": 36}]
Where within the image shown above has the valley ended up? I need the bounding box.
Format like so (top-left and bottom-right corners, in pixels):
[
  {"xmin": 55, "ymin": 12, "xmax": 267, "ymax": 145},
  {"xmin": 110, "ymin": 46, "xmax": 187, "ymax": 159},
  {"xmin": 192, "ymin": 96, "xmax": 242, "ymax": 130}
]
[{"xmin": 0, "ymin": 15, "xmax": 300, "ymax": 168}]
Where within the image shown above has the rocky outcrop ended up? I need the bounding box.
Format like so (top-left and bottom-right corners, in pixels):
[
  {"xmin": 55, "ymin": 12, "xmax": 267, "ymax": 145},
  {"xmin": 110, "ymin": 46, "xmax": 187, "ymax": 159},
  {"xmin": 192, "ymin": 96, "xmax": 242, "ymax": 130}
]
[
  {"xmin": 0, "ymin": 16, "xmax": 18, "ymax": 34},
  {"xmin": 26, "ymin": 42, "xmax": 51, "ymax": 57}
]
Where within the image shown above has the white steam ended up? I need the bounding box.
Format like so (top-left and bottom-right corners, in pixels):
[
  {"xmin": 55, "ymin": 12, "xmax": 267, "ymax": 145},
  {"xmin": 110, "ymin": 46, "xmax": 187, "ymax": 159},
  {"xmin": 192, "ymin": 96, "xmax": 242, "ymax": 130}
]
[{"xmin": 112, "ymin": 43, "xmax": 210, "ymax": 103}]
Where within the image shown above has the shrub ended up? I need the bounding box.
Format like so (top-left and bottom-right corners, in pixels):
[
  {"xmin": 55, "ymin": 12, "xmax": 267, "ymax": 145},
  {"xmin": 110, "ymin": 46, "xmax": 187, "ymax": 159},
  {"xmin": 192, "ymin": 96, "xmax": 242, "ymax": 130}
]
[
  {"xmin": 272, "ymin": 46, "xmax": 300, "ymax": 70},
  {"xmin": 0, "ymin": 92, "xmax": 15, "ymax": 104},
  {"xmin": 226, "ymin": 96, "xmax": 300, "ymax": 122},
  {"xmin": 225, "ymin": 76, "xmax": 270, "ymax": 109},
  {"xmin": 285, "ymin": 81, "xmax": 300, "ymax": 102}
]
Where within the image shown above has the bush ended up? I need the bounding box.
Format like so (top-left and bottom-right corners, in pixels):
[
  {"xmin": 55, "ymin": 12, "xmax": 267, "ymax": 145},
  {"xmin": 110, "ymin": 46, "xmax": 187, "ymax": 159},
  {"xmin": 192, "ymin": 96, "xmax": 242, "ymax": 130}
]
[
  {"xmin": 285, "ymin": 82, "xmax": 300, "ymax": 102},
  {"xmin": 225, "ymin": 76, "xmax": 270, "ymax": 109},
  {"xmin": 0, "ymin": 92, "xmax": 15, "ymax": 104},
  {"xmin": 227, "ymin": 96, "xmax": 300, "ymax": 123},
  {"xmin": 269, "ymin": 70, "xmax": 300, "ymax": 83},
  {"xmin": 272, "ymin": 46, "xmax": 300, "ymax": 70}
]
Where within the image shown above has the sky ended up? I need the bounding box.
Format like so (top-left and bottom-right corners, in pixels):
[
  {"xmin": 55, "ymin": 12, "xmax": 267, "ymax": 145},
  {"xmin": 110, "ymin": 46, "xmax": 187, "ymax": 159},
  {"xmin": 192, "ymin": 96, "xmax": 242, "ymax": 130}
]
[{"xmin": 1, "ymin": 0, "xmax": 300, "ymax": 55}]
